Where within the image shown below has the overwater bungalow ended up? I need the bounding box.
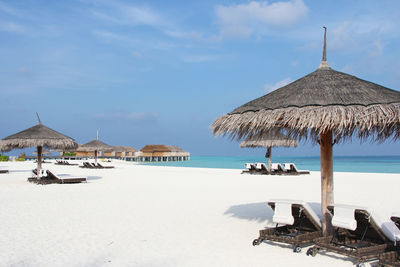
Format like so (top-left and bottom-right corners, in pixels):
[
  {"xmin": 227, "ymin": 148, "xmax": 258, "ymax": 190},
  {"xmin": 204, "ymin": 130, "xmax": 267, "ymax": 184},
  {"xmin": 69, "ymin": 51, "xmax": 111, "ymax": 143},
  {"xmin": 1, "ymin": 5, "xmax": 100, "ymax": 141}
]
[
  {"xmin": 139, "ymin": 145, "xmax": 190, "ymax": 162},
  {"xmin": 104, "ymin": 146, "xmax": 138, "ymax": 157}
]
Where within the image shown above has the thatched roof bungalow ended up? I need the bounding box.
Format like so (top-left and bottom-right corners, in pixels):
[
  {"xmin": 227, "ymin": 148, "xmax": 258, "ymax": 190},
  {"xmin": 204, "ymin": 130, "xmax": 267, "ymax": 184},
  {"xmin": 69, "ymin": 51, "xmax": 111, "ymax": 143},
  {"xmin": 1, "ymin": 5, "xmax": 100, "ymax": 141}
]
[
  {"xmin": 104, "ymin": 146, "xmax": 138, "ymax": 157},
  {"xmin": 140, "ymin": 145, "xmax": 190, "ymax": 162}
]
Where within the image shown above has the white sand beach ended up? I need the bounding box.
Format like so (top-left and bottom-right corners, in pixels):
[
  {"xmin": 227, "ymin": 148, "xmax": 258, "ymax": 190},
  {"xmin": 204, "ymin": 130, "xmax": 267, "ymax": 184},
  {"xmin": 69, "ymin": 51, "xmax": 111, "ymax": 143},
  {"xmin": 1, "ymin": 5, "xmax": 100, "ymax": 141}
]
[{"xmin": 0, "ymin": 160, "xmax": 399, "ymax": 266}]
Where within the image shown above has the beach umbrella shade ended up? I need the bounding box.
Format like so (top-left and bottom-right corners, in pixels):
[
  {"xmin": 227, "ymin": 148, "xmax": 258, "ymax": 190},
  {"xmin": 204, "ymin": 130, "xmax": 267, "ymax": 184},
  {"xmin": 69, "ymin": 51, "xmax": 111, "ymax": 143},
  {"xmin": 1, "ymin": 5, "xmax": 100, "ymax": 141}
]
[
  {"xmin": 240, "ymin": 129, "xmax": 298, "ymax": 171},
  {"xmin": 211, "ymin": 27, "xmax": 400, "ymax": 236},
  {"xmin": 0, "ymin": 120, "xmax": 78, "ymax": 180},
  {"xmin": 77, "ymin": 139, "xmax": 113, "ymax": 163}
]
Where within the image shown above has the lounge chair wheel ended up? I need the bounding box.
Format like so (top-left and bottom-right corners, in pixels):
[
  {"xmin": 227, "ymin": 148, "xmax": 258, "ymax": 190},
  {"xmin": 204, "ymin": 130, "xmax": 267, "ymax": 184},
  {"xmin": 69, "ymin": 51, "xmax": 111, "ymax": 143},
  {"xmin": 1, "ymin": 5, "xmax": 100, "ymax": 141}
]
[
  {"xmin": 252, "ymin": 239, "xmax": 260, "ymax": 246},
  {"xmin": 306, "ymin": 247, "xmax": 317, "ymax": 257},
  {"xmin": 293, "ymin": 246, "xmax": 301, "ymax": 253}
]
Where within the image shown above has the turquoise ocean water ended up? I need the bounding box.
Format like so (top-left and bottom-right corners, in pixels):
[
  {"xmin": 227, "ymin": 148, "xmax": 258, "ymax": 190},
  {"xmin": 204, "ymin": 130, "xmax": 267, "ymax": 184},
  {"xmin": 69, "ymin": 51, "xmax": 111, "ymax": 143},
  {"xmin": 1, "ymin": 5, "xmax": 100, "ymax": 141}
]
[{"xmin": 141, "ymin": 155, "xmax": 400, "ymax": 174}]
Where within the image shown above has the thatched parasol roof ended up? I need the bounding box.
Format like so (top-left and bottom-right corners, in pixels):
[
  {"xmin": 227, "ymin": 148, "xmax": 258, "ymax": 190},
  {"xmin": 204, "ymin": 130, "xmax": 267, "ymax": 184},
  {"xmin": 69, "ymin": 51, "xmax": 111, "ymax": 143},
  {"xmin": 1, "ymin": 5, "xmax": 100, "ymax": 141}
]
[
  {"xmin": 0, "ymin": 123, "xmax": 78, "ymax": 152},
  {"xmin": 212, "ymin": 55, "xmax": 400, "ymax": 142},
  {"xmin": 77, "ymin": 139, "xmax": 113, "ymax": 152},
  {"xmin": 211, "ymin": 27, "xmax": 400, "ymax": 236},
  {"xmin": 240, "ymin": 130, "xmax": 298, "ymax": 148}
]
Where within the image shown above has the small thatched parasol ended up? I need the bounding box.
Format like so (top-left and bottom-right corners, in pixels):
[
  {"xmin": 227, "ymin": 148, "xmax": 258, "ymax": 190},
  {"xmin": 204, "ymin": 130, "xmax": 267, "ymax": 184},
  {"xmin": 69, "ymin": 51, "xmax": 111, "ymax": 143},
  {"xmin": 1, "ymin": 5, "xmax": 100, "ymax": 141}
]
[
  {"xmin": 212, "ymin": 27, "xmax": 400, "ymax": 236},
  {"xmin": 0, "ymin": 116, "xmax": 78, "ymax": 180},
  {"xmin": 78, "ymin": 138, "xmax": 113, "ymax": 163},
  {"xmin": 240, "ymin": 129, "xmax": 298, "ymax": 171}
]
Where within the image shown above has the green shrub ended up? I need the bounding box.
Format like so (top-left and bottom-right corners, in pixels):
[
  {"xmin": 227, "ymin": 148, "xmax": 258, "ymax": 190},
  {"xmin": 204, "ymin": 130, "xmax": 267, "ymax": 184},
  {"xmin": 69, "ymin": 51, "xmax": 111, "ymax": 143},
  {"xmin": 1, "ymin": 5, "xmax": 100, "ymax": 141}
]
[
  {"xmin": 20, "ymin": 152, "xmax": 26, "ymax": 159},
  {"xmin": 16, "ymin": 157, "xmax": 25, "ymax": 161},
  {"xmin": 64, "ymin": 152, "xmax": 76, "ymax": 156},
  {"xmin": 0, "ymin": 155, "xmax": 9, "ymax": 161}
]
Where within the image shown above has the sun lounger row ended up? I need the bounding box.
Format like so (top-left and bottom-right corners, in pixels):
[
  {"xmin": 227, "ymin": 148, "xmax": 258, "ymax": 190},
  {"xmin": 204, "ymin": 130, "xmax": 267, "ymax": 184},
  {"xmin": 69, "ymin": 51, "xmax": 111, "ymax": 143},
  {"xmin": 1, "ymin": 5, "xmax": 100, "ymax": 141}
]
[
  {"xmin": 46, "ymin": 170, "xmax": 87, "ymax": 184},
  {"xmin": 55, "ymin": 160, "xmax": 78, "ymax": 166},
  {"xmin": 80, "ymin": 162, "xmax": 114, "ymax": 169},
  {"xmin": 253, "ymin": 199, "xmax": 400, "ymax": 266},
  {"xmin": 28, "ymin": 169, "xmax": 87, "ymax": 184},
  {"xmin": 243, "ymin": 162, "xmax": 309, "ymax": 175}
]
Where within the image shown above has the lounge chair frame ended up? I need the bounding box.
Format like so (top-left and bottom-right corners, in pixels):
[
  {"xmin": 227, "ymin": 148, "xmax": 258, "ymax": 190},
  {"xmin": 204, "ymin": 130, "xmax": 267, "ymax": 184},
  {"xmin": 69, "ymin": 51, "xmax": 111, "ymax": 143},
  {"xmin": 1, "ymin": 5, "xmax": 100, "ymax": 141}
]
[
  {"xmin": 253, "ymin": 201, "xmax": 322, "ymax": 253},
  {"xmin": 392, "ymin": 216, "xmax": 400, "ymax": 229},
  {"xmin": 308, "ymin": 207, "xmax": 389, "ymax": 266},
  {"xmin": 55, "ymin": 160, "xmax": 78, "ymax": 166},
  {"xmin": 96, "ymin": 163, "xmax": 114, "ymax": 169},
  {"xmin": 28, "ymin": 170, "xmax": 86, "ymax": 184},
  {"xmin": 378, "ymin": 215, "xmax": 400, "ymax": 267},
  {"xmin": 283, "ymin": 163, "xmax": 310, "ymax": 175},
  {"xmin": 80, "ymin": 162, "xmax": 95, "ymax": 168},
  {"xmin": 378, "ymin": 250, "xmax": 400, "ymax": 267},
  {"xmin": 242, "ymin": 163, "xmax": 269, "ymax": 175}
]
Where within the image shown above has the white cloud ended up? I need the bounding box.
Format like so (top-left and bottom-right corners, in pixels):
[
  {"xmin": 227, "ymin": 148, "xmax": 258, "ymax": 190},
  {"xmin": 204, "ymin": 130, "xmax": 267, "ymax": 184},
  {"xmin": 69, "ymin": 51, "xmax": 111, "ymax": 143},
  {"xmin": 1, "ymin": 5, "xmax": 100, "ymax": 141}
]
[
  {"xmin": 0, "ymin": 20, "xmax": 24, "ymax": 33},
  {"xmin": 264, "ymin": 77, "xmax": 293, "ymax": 93},
  {"xmin": 0, "ymin": 2, "xmax": 21, "ymax": 17},
  {"xmin": 93, "ymin": 30, "xmax": 137, "ymax": 44},
  {"xmin": 182, "ymin": 55, "xmax": 220, "ymax": 63},
  {"xmin": 91, "ymin": 3, "xmax": 169, "ymax": 31},
  {"xmin": 131, "ymin": 51, "xmax": 144, "ymax": 58},
  {"xmin": 367, "ymin": 40, "xmax": 384, "ymax": 57},
  {"xmin": 123, "ymin": 6, "xmax": 162, "ymax": 26},
  {"xmin": 324, "ymin": 19, "xmax": 395, "ymax": 53},
  {"xmin": 215, "ymin": 0, "xmax": 308, "ymax": 39}
]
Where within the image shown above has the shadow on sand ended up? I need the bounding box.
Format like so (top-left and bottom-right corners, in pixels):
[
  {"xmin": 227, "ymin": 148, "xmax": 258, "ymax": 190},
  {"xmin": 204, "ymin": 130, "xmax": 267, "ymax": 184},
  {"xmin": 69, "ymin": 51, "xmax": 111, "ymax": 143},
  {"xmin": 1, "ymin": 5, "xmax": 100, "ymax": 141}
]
[
  {"xmin": 224, "ymin": 202, "xmax": 274, "ymax": 223},
  {"xmin": 87, "ymin": 176, "xmax": 102, "ymax": 181},
  {"xmin": 224, "ymin": 201, "xmax": 322, "ymax": 224}
]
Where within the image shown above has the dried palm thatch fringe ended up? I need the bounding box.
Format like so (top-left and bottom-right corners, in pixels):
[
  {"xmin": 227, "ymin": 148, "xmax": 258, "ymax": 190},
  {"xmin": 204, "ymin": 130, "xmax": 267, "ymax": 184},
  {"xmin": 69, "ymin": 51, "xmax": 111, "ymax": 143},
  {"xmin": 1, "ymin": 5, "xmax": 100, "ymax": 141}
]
[
  {"xmin": 0, "ymin": 123, "xmax": 78, "ymax": 152},
  {"xmin": 0, "ymin": 139, "xmax": 77, "ymax": 152},
  {"xmin": 77, "ymin": 139, "xmax": 113, "ymax": 152},
  {"xmin": 240, "ymin": 139, "xmax": 298, "ymax": 148},
  {"xmin": 212, "ymin": 103, "xmax": 400, "ymax": 143},
  {"xmin": 240, "ymin": 129, "xmax": 298, "ymax": 148}
]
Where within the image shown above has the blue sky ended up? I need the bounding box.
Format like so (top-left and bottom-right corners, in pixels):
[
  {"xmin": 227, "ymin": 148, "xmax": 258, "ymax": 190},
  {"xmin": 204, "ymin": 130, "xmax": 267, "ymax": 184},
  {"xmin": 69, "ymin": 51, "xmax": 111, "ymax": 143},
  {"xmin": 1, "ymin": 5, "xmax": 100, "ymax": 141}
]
[{"xmin": 1, "ymin": 0, "xmax": 400, "ymax": 156}]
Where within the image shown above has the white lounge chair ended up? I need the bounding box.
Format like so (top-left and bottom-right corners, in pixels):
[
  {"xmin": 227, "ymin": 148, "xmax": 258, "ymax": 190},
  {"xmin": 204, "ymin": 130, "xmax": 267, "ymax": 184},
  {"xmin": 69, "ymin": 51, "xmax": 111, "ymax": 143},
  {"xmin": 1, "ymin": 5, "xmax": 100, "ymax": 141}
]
[
  {"xmin": 255, "ymin": 162, "xmax": 267, "ymax": 171},
  {"xmin": 308, "ymin": 204, "xmax": 398, "ymax": 265},
  {"xmin": 46, "ymin": 170, "xmax": 87, "ymax": 184},
  {"xmin": 245, "ymin": 163, "xmax": 255, "ymax": 170},
  {"xmin": 271, "ymin": 163, "xmax": 286, "ymax": 173},
  {"xmin": 283, "ymin": 163, "xmax": 310, "ymax": 174},
  {"xmin": 242, "ymin": 163, "xmax": 257, "ymax": 174},
  {"xmin": 378, "ymin": 213, "xmax": 400, "ymax": 266},
  {"xmin": 253, "ymin": 199, "xmax": 322, "ymax": 253}
]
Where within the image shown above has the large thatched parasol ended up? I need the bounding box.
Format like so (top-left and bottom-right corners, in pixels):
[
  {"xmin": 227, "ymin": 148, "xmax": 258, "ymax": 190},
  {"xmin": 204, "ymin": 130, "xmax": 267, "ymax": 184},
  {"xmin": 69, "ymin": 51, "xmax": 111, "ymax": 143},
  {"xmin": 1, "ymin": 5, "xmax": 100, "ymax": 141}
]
[
  {"xmin": 212, "ymin": 27, "xmax": 400, "ymax": 236},
  {"xmin": 0, "ymin": 119, "xmax": 78, "ymax": 180},
  {"xmin": 78, "ymin": 138, "xmax": 113, "ymax": 163},
  {"xmin": 240, "ymin": 129, "xmax": 298, "ymax": 171}
]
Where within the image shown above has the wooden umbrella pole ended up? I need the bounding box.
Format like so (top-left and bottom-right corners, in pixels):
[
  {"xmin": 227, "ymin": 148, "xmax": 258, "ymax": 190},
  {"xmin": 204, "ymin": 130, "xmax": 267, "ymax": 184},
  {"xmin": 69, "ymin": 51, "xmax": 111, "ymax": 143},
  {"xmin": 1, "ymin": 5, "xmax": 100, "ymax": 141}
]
[
  {"xmin": 320, "ymin": 130, "xmax": 334, "ymax": 236},
  {"xmin": 95, "ymin": 149, "xmax": 98, "ymax": 163},
  {"xmin": 268, "ymin": 146, "xmax": 272, "ymax": 172},
  {"xmin": 37, "ymin": 146, "xmax": 42, "ymax": 180}
]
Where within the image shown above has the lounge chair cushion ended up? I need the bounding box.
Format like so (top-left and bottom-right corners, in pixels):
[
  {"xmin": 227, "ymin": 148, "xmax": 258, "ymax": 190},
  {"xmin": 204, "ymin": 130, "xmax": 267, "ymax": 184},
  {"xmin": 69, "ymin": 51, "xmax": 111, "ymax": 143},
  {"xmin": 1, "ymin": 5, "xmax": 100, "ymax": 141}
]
[
  {"xmin": 245, "ymin": 163, "xmax": 253, "ymax": 169},
  {"xmin": 332, "ymin": 205, "xmax": 358, "ymax": 231},
  {"xmin": 271, "ymin": 163, "xmax": 286, "ymax": 172},
  {"xmin": 283, "ymin": 163, "xmax": 296, "ymax": 172},
  {"xmin": 273, "ymin": 201, "xmax": 294, "ymax": 225},
  {"xmin": 380, "ymin": 220, "xmax": 400, "ymax": 243},
  {"xmin": 255, "ymin": 163, "xmax": 267, "ymax": 170},
  {"xmin": 269, "ymin": 199, "xmax": 322, "ymax": 228}
]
